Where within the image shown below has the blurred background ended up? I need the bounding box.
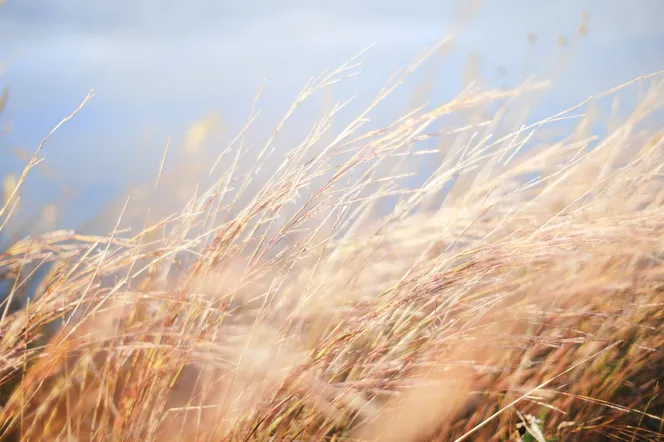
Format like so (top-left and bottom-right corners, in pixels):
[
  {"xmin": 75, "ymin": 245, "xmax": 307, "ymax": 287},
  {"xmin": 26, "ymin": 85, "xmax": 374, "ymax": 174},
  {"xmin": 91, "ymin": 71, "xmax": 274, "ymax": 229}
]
[{"xmin": 0, "ymin": 0, "xmax": 662, "ymax": 241}]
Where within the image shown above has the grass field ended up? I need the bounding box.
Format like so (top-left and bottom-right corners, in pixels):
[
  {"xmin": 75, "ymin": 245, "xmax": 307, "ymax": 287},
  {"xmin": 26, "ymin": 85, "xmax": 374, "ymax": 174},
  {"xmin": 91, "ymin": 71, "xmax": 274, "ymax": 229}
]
[{"xmin": 1, "ymin": 40, "xmax": 664, "ymax": 441}]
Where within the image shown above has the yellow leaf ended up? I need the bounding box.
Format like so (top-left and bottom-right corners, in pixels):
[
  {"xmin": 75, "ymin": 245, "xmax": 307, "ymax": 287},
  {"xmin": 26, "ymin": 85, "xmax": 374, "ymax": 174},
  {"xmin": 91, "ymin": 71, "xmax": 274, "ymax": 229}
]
[
  {"xmin": 2, "ymin": 173, "xmax": 19, "ymax": 206},
  {"xmin": 185, "ymin": 112, "xmax": 221, "ymax": 154}
]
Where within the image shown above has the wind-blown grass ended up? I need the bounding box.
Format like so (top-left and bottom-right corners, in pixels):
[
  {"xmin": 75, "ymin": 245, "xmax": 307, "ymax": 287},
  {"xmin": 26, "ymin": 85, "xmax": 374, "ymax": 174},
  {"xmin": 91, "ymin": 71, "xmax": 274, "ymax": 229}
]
[{"xmin": 0, "ymin": 43, "xmax": 663, "ymax": 441}]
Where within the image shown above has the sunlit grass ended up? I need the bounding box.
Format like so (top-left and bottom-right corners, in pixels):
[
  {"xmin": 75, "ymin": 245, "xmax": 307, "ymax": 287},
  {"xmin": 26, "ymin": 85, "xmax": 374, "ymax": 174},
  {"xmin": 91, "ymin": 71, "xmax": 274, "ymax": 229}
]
[{"xmin": 1, "ymin": 37, "xmax": 663, "ymax": 442}]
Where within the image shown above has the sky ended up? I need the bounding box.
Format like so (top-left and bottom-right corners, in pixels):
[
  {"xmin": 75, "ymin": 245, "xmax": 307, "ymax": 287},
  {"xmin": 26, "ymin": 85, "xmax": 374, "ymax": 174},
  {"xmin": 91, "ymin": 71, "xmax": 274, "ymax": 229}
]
[{"xmin": 0, "ymin": 0, "xmax": 662, "ymax": 236}]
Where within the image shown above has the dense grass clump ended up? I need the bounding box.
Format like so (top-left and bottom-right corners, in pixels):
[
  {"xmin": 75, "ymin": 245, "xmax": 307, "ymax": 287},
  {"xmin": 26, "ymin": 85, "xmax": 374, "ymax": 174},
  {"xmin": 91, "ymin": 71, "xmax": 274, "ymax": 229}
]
[{"xmin": 1, "ymin": 45, "xmax": 663, "ymax": 441}]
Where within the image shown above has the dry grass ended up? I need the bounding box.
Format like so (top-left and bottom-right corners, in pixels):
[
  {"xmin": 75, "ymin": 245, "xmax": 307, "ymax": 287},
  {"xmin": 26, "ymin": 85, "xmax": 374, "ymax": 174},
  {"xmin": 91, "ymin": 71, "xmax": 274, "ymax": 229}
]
[{"xmin": 1, "ymin": 41, "xmax": 664, "ymax": 441}]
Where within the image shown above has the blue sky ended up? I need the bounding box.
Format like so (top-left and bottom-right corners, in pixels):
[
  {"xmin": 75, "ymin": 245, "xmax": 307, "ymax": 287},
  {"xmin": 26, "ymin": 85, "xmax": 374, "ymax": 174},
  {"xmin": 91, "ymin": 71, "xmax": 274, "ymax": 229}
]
[{"xmin": 0, "ymin": 0, "xmax": 662, "ymax": 235}]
